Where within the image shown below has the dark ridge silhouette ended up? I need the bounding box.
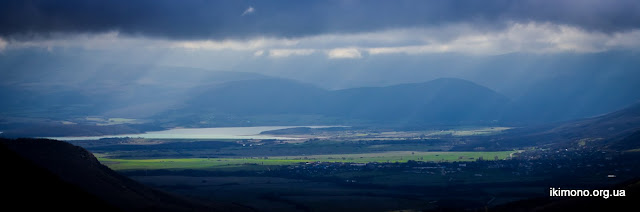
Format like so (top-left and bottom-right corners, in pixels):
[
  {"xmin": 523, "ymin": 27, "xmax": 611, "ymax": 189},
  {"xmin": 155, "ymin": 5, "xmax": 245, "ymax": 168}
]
[{"xmin": 0, "ymin": 138, "xmax": 251, "ymax": 212}]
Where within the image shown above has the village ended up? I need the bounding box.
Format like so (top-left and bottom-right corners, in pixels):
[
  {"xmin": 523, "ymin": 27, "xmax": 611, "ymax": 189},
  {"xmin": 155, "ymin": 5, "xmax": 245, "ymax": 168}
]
[{"xmin": 256, "ymin": 147, "xmax": 639, "ymax": 187}]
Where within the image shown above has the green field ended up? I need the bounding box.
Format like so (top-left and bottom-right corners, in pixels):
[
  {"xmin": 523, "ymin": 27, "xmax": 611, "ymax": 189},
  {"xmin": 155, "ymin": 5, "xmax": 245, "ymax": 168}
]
[{"xmin": 98, "ymin": 151, "xmax": 516, "ymax": 171}]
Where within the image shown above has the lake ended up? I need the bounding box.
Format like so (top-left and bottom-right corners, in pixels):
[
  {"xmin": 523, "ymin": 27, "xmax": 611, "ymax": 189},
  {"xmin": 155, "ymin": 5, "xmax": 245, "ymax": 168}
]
[{"xmin": 45, "ymin": 126, "xmax": 344, "ymax": 141}]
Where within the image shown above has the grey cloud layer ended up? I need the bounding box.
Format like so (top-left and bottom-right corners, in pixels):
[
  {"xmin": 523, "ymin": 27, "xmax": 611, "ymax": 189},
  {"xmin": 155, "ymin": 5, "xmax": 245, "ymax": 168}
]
[{"xmin": 2, "ymin": 0, "xmax": 639, "ymax": 40}]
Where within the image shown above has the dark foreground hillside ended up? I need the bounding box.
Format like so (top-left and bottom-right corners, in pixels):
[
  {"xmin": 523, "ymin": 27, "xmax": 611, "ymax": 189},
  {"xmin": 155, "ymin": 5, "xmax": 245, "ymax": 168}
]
[
  {"xmin": 0, "ymin": 138, "xmax": 250, "ymax": 212},
  {"xmin": 0, "ymin": 139, "xmax": 117, "ymax": 211}
]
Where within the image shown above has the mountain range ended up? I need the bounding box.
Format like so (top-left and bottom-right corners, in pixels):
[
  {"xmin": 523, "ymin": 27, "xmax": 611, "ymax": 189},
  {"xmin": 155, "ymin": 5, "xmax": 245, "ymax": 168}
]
[
  {"xmin": 2, "ymin": 64, "xmax": 640, "ymax": 134},
  {"xmin": 182, "ymin": 78, "xmax": 509, "ymax": 125}
]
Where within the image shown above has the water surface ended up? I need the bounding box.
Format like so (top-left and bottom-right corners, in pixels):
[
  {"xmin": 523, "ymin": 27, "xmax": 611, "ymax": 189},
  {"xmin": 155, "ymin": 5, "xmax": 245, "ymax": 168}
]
[{"xmin": 46, "ymin": 125, "xmax": 342, "ymax": 140}]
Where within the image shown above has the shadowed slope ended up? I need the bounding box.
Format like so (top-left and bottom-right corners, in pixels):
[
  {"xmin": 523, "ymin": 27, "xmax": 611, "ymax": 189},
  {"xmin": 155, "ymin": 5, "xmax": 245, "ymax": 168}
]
[{"xmin": 0, "ymin": 138, "xmax": 251, "ymax": 212}]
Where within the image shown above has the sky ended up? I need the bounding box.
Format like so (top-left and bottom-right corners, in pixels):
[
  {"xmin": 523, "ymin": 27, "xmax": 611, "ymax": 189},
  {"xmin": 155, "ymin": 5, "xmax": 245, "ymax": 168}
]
[
  {"xmin": 1, "ymin": 0, "xmax": 639, "ymax": 91},
  {"xmin": 2, "ymin": 0, "xmax": 639, "ymax": 52}
]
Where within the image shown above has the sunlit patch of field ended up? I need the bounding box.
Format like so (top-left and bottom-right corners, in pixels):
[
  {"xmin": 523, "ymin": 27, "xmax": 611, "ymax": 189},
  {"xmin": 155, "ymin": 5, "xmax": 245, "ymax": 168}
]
[
  {"xmin": 425, "ymin": 127, "xmax": 511, "ymax": 137},
  {"xmin": 98, "ymin": 150, "xmax": 516, "ymax": 171}
]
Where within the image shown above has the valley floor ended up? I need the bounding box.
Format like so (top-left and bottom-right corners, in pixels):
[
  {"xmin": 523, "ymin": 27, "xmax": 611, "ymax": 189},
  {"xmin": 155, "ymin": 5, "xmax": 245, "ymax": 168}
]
[{"xmin": 62, "ymin": 126, "xmax": 640, "ymax": 211}]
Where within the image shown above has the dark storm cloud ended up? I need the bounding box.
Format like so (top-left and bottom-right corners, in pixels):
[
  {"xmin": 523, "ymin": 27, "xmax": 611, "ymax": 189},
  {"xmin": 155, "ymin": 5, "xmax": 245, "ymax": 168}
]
[{"xmin": 1, "ymin": 0, "xmax": 639, "ymax": 40}]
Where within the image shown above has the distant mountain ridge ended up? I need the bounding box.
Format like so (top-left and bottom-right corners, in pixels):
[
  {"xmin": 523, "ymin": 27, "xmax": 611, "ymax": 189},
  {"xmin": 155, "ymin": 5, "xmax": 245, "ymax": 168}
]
[
  {"xmin": 327, "ymin": 78, "xmax": 509, "ymax": 122},
  {"xmin": 3, "ymin": 51, "xmax": 640, "ymax": 125},
  {"xmin": 2, "ymin": 62, "xmax": 640, "ymax": 130},
  {"xmin": 181, "ymin": 77, "xmax": 510, "ymax": 126}
]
